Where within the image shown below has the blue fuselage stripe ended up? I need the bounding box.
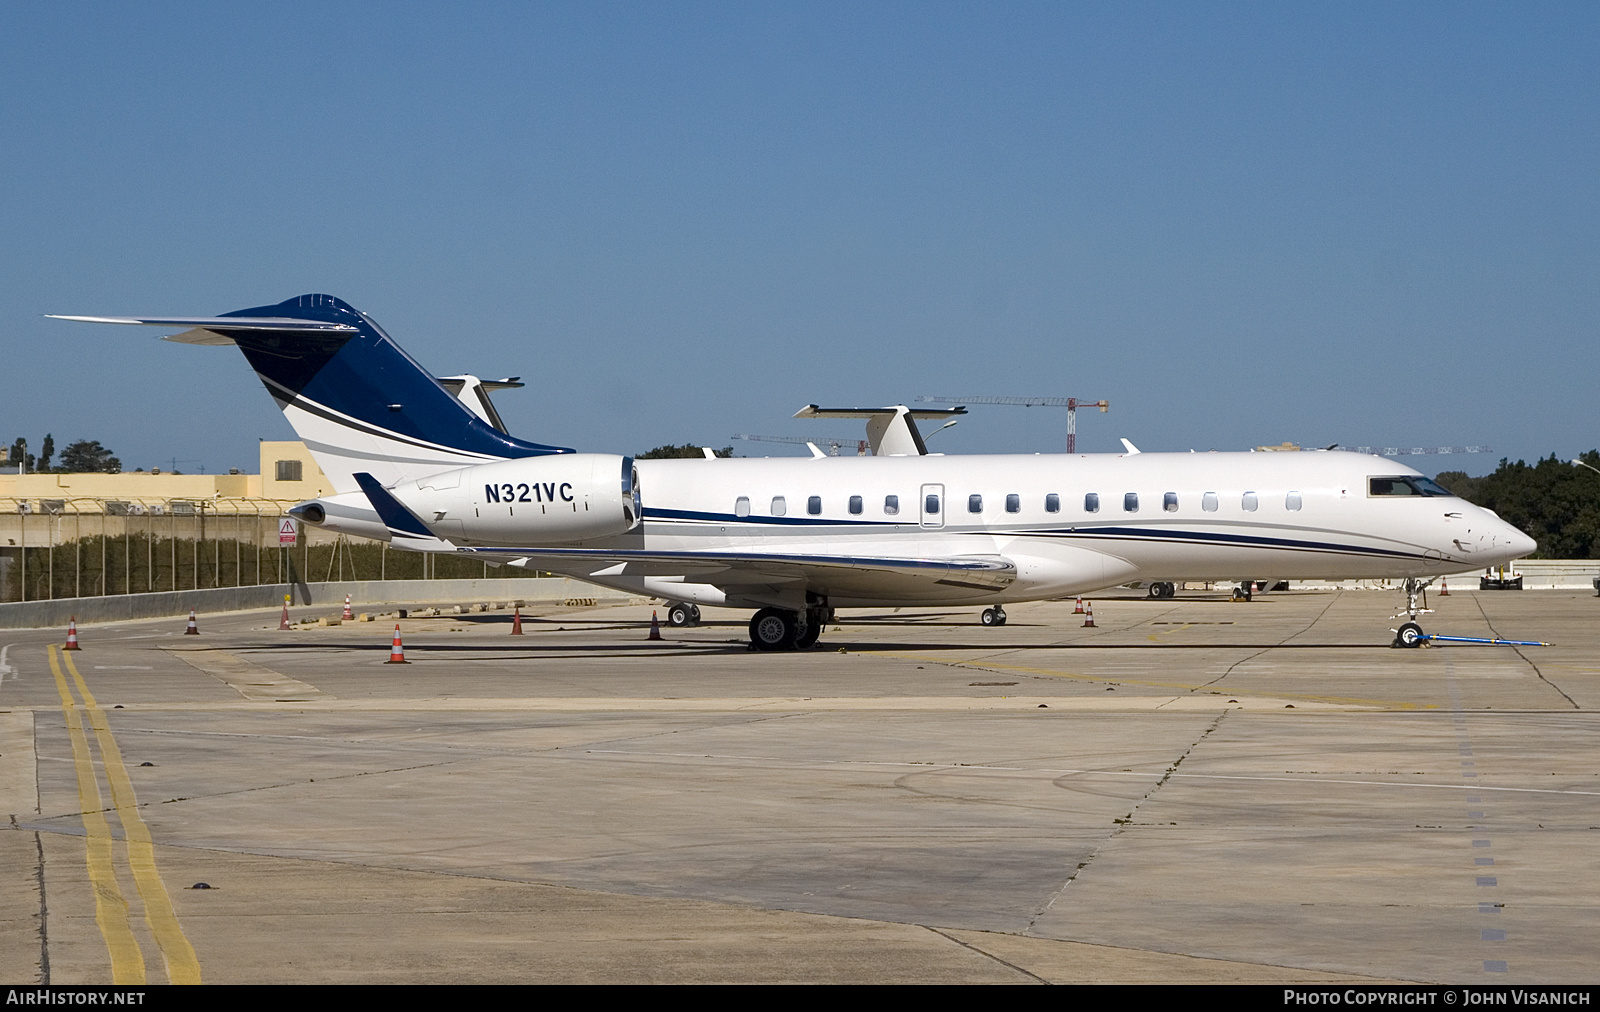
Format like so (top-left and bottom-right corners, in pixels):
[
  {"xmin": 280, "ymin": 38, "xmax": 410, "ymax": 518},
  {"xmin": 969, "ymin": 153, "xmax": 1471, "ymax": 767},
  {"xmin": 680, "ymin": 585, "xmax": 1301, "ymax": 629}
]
[{"xmin": 640, "ymin": 508, "xmax": 1421, "ymax": 560}]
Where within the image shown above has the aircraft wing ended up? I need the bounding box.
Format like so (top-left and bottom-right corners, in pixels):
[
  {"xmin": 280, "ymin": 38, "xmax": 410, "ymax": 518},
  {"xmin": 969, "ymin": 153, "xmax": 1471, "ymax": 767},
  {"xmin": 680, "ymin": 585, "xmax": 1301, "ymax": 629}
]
[{"xmin": 460, "ymin": 546, "xmax": 1017, "ymax": 598}]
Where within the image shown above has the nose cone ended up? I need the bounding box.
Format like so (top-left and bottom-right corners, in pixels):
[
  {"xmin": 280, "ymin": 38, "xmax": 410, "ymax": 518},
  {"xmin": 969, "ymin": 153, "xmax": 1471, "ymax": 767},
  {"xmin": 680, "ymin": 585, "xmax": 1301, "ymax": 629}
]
[
  {"xmin": 1477, "ymin": 520, "xmax": 1536, "ymax": 565},
  {"xmin": 1505, "ymin": 527, "xmax": 1537, "ymax": 559}
]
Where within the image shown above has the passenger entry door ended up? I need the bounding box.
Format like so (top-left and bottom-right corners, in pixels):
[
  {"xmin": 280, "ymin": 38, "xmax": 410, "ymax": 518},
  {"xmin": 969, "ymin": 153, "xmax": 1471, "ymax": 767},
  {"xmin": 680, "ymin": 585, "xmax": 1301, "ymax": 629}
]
[{"xmin": 920, "ymin": 483, "xmax": 944, "ymax": 529}]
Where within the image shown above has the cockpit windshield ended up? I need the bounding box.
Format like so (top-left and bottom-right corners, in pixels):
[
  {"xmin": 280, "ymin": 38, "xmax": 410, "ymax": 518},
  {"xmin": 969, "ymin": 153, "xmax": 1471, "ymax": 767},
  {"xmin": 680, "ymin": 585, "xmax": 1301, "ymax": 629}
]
[{"xmin": 1368, "ymin": 475, "xmax": 1455, "ymax": 498}]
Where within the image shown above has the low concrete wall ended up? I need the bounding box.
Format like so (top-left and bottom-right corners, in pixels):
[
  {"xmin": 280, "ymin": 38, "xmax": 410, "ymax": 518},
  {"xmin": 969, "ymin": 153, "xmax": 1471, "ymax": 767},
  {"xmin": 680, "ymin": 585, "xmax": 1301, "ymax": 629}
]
[
  {"xmin": 1296, "ymin": 560, "xmax": 1600, "ymax": 592},
  {"xmin": 0, "ymin": 577, "xmax": 639, "ymax": 630}
]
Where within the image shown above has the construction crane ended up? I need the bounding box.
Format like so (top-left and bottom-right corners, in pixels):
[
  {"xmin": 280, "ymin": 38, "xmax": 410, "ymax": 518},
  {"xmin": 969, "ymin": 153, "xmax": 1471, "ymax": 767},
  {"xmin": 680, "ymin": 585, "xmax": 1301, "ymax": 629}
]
[
  {"xmin": 732, "ymin": 433, "xmax": 870, "ymax": 457},
  {"xmin": 1257, "ymin": 443, "xmax": 1493, "ymax": 457},
  {"xmin": 1344, "ymin": 445, "xmax": 1492, "ymax": 457},
  {"xmin": 916, "ymin": 395, "xmax": 1109, "ymax": 452}
]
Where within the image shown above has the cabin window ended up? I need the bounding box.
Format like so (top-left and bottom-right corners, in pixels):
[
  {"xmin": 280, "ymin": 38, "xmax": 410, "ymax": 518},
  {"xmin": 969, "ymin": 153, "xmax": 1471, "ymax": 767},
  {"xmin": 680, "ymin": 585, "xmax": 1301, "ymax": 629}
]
[
  {"xmin": 1084, "ymin": 493, "xmax": 1100, "ymax": 513},
  {"xmin": 925, "ymin": 493, "xmax": 941, "ymax": 515},
  {"xmin": 1242, "ymin": 492, "xmax": 1258, "ymax": 512},
  {"xmin": 1045, "ymin": 493, "xmax": 1060, "ymax": 513},
  {"xmin": 1005, "ymin": 493, "xmax": 1020, "ymax": 513},
  {"xmin": 1286, "ymin": 491, "xmax": 1302, "ymax": 511},
  {"xmin": 1163, "ymin": 492, "xmax": 1179, "ymax": 512},
  {"xmin": 884, "ymin": 494, "xmax": 900, "ymax": 515},
  {"xmin": 807, "ymin": 495, "xmax": 822, "ymax": 515},
  {"xmin": 968, "ymin": 494, "xmax": 983, "ymax": 513},
  {"xmin": 1124, "ymin": 492, "xmax": 1139, "ymax": 513},
  {"xmin": 771, "ymin": 496, "xmax": 787, "ymax": 516},
  {"xmin": 848, "ymin": 495, "xmax": 863, "ymax": 515},
  {"xmin": 734, "ymin": 496, "xmax": 750, "ymax": 518},
  {"xmin": 1202, "ymin": 492, "xmax": 1218, "ymax": 512}
]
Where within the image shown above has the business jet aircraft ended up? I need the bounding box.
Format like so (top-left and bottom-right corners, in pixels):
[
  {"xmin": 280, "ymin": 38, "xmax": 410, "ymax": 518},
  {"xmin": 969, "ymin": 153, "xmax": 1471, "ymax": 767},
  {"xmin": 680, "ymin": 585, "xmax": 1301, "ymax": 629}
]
[{"xmin": 52, "ymin": 294, "xmax": 1536, "ymax": 651}]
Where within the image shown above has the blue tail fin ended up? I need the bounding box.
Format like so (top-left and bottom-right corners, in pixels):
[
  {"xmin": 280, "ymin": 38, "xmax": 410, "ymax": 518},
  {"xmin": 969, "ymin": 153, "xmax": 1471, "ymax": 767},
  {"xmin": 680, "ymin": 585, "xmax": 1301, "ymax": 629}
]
[
  {"xmin": 51, "ymin": 293, "xmax": 573, "ymax": 492},
  {"xmin": 219, "ymin": 295, "xmax": 570, "ymax": 491}
]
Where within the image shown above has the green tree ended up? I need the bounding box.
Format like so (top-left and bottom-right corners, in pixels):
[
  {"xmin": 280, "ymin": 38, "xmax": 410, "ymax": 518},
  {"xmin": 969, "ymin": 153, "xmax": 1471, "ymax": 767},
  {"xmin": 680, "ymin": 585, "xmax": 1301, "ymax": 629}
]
[
  {"xmin": 38, "ymin": 434, "xmax": 54, "ymax": 472},
  {"xmin": 637, "ymin": 444, "xmax": 734, "ymax": 459},
  {"xmin": 1436, "ymin": 451, "xmax": 1600, "ymax": 559},
  {"xmin": 58, "ymin": 439, "xmax": 121, "ymax": 473},
  {"xmin": 7, "ymin": 438, "xmax": 34, "ymax": 473}
]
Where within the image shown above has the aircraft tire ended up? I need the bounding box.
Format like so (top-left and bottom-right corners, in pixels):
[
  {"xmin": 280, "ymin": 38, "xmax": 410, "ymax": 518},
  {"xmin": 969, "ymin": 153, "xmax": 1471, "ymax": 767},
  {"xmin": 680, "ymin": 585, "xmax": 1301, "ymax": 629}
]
[
  {"xmin": 981, "ymin": 607, "xmax": 1005, "ymax": 627},
  {"xmin": 687, "ymin": 604, "xmax": 702, "ymax": 625},
  {"xmin": 1395, "ymin": 622, "xmax": 1425, "ymax": 649},
  {"xmin": 796, "ymin": 618, "xmax": 822, "ymax": 649},
  {"xmin": 750, "ymin": 608, "xmax": 798, "ymax": 651},
  {"xmin": 667, "ymin": 603, "xmax": 694, "ymax": 627}
]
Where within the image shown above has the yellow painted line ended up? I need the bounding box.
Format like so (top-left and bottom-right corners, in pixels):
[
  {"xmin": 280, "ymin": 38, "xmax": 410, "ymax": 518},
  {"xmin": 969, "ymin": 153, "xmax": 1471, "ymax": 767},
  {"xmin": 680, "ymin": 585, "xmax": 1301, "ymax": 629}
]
[
  {"xmin": 863, "ymin": 650, "xmax": 1436, "ymax": 711},
  {"xmin": 47, "ymin": 646, "xmax": 145, "ymax": 985},
  {"xmin": 62, "ymin": 649, "xmax": 202, "ymax": 985},
  {"xmin": 1147, "ymin": 622, "xmax": 1192, "ymax": 643}
]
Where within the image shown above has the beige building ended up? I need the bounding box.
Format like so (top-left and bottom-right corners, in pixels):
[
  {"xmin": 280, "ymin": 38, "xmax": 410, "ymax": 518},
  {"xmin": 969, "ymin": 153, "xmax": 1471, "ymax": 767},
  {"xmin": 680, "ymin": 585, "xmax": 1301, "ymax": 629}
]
[
  {"xmin": 0, "ymin": 442, "xmax": 340, "ymax": 553},
  {"xmin": 0, "ymin": 441, "xmax": 333, "ymax": 511}
]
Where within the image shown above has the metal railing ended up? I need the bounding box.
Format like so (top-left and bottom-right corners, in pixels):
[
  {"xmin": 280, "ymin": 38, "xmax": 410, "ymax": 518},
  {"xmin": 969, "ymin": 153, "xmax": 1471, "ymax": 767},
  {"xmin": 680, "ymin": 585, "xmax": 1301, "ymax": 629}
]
[{"xmin": 0, "ymin": 496, "xmax": 506, "ymax": 603}]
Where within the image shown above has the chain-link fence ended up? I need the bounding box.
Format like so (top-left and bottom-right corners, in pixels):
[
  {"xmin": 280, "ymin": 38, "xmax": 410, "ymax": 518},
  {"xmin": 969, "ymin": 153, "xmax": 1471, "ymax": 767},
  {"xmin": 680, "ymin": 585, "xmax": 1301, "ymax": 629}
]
[{"xmin": 0, "ymin": 496, "xmax": 507, "ymax": 603}]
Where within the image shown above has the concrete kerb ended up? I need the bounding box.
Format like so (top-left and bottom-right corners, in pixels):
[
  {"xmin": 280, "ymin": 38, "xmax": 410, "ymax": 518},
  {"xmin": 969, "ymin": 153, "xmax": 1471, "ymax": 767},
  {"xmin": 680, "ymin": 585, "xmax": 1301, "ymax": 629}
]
[{"xmin": 0, "ymin": 577, "xmax": 639, "ymax": 629}]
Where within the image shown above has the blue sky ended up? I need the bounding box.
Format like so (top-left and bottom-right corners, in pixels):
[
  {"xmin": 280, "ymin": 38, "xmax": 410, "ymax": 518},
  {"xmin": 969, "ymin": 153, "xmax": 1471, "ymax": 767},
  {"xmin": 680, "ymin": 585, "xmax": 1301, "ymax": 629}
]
[{"xmin": 2, "ymin": 3, "xmax": 1594, "ymax": 474}]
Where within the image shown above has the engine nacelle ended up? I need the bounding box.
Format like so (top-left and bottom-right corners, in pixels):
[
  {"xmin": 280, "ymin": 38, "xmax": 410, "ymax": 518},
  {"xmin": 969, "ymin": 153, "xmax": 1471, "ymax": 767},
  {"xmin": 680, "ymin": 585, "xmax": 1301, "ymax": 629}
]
[{"xmin": 390, "ymin": 454, "xmax": 640, "ymax": 546}]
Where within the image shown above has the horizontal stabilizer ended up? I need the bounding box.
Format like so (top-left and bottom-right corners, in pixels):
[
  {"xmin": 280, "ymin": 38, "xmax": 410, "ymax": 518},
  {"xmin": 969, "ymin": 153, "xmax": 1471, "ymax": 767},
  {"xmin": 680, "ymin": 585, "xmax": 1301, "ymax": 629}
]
[
  {"xmin": 47, "ymin": 315, "xmax": 358, "ymax": 340},
  {"xmin": 794, "ymin": 404, "xmax": 967, "ymax": 420}
]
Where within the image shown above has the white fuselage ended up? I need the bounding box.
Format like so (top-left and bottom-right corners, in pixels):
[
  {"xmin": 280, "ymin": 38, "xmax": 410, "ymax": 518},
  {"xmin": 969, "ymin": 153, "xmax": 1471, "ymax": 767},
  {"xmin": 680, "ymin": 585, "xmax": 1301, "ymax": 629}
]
[
  {"xmin": 549, "ymin": 449, "xmax": 1534, "ymax": 609},
  {"xmin": 298, "ymin": 448, "xmax": 1534, "ymax": 612}
]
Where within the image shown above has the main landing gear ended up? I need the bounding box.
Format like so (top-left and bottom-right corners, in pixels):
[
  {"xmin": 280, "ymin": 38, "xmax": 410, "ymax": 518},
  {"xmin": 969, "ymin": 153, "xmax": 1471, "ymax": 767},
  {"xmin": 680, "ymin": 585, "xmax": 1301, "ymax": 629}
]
[
  {"xmin": 1391, "ymin": 577, "xmax": 1435, "ymax": 648},
  {"xmin": 748, "ymin": 606, "xmax": 830, "ymax": 651},
  {"xmin": 665, "ymin": 601, "xmax": 702, "ymax": 627},
  {"xmin": 980, "ymin": 606, "xmax": 1007, "ymax": 626},
  {"xmin": 1146, "ymin": 582, "xmax": 1177, "ymax": 599}
]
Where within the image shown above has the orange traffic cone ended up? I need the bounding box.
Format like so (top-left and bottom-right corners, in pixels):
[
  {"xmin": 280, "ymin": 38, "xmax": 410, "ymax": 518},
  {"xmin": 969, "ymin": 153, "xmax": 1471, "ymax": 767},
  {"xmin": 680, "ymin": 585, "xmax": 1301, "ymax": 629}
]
[
  {"xmin": 279, "ymin": 595, "xmax": 291, "ymax": 631},
  {"xmin": 64, "ymin": 617, "xmax": 81, "ymax": 651},
  {"xmin": 648, "ymin": 611, "xmax": 663, "ymax": 640},
  {"xmin": 1439, "ymin": 578, "xmax": 1449, "ymax": 596},
  {"xmin": 1082, "ymin": 601, "xmax": 1096, "ymax": 628},
  {"xmin": 510, "ymin": 607, "xmax": 523, "ymax": 635},
  {"xmin": 342, "ymin": 594, "xmax": 354, "ymax": 621},
  {"xmin": 1073, "ymin": 597, "xmax": 1085, "ymax": 614},
  {"xmin": 184, "ymin": 608, "xmax": 199, "ymax": 635},
  {"xmin": 386, "ymin": 624, "xmax": 410, "ymax": 664}
]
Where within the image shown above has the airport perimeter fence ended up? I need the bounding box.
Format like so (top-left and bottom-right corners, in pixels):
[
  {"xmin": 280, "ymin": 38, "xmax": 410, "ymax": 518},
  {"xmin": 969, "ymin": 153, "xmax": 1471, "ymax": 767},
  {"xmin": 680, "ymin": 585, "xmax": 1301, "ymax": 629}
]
[{"xmin": 0, "ymin": 495, "xmax": 538, "ymax": 604}]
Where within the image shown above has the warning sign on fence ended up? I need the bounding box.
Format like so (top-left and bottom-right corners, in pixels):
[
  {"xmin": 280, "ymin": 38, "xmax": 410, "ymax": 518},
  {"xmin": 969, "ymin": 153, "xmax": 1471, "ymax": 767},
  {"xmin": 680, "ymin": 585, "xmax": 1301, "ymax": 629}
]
[{"xmin": 279, "ymin": 518, "xmax": 298, "ymax": 546}]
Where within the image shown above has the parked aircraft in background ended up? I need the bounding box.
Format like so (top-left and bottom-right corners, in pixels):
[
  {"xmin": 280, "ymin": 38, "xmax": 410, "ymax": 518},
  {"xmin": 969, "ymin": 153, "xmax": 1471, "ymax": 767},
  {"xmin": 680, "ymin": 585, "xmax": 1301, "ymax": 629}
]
[{"xmin": 53, "ymin": 294, "xmax": 1536, "ymax": 651}]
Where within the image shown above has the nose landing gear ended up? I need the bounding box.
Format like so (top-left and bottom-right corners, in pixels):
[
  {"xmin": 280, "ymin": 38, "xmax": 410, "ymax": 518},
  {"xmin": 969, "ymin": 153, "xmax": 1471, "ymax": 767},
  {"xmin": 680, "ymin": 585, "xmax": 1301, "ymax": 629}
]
[{"xmin": 1391, "ymin": 578, "xmax": 1435, "ymax": 648}]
